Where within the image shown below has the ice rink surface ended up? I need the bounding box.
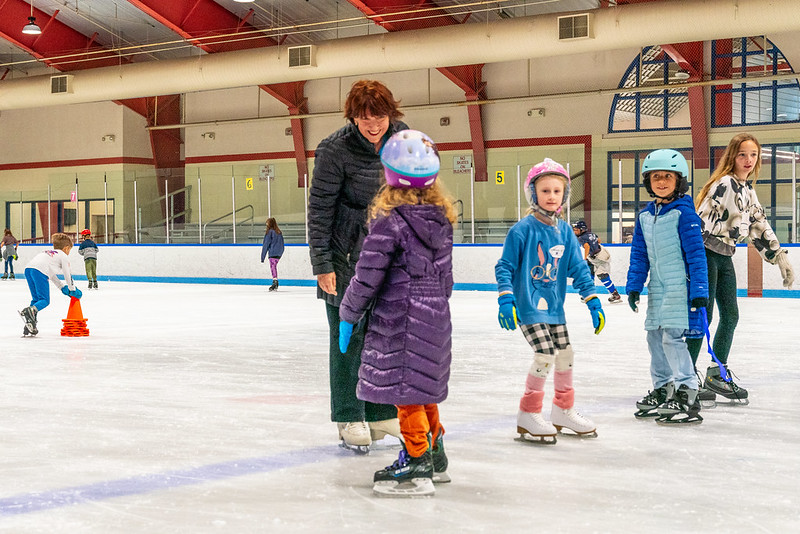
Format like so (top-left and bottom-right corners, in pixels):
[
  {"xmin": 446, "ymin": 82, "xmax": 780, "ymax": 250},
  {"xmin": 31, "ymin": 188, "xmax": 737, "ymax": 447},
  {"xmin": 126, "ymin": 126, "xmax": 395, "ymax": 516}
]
[{"xmin": 1, "ymin": 281, "xmax": 798, "ymax": 533}]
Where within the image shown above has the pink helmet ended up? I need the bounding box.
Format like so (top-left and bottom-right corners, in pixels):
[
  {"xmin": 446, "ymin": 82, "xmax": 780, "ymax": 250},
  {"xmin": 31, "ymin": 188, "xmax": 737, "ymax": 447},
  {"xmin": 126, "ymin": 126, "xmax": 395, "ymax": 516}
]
[
  {"xmin": 524, "ymin": 158, "xmax": 571, "ymax": 208},
  {"xmin": 380, "ymin": 130, "xmax": 440, "ymax": 189}
]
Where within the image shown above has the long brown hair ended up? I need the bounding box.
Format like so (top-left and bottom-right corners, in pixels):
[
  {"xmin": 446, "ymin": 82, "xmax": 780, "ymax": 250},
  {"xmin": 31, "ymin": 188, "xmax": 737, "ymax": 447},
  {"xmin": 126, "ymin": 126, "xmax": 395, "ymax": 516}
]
[
  {"xmin": 695, "ymin": 133, "xmax": 762, "ymax": 208},
  {"xmin": 345, "ymin": 80, "xmax": 404, "ymax": 123},
  {"xmin": 266, "ymin": 217, "xmax": 282, "ymax": 234},
  {"xmin": 369, "ymin": 182, "xmax": 457, "ymax": 225}
]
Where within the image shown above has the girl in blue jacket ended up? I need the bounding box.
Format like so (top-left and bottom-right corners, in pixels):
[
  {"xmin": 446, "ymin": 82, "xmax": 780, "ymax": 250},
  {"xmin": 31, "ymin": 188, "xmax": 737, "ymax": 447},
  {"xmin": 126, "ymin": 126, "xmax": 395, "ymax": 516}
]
[
  {"xmin": 626, "ymin": 149, "xmax": 708, "ymax": 425},
  {"xmin": 495, "ymin": 158, "xmax": 605, "ymax": 445},
  {"xmin": 260, "ymin": 218, "xmax": 284, "ymax": 291}
]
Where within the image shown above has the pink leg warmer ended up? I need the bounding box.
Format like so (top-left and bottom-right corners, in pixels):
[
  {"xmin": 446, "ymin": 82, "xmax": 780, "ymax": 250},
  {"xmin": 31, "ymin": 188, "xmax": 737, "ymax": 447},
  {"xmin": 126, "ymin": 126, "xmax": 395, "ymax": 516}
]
[
  {"xmin": 519, "ymin": 375, "xmax": 546, "ymax": 413},
  {"xmin": 553, "ymin": 369, "xmax": 574, "ymax": 409}
]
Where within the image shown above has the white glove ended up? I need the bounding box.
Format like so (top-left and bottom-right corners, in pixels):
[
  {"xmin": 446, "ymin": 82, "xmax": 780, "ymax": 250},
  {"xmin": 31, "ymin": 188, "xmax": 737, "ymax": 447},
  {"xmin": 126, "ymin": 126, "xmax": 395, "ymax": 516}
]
[{"xmin": 776, "ymin": 250, "xmax": 794, "ymax": 289}]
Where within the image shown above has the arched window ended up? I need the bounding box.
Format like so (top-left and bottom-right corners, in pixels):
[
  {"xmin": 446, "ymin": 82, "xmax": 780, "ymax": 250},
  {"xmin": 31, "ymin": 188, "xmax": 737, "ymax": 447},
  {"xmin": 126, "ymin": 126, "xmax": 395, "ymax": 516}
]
[
  {"xmin": 609, "ymin": 45, "xmax": 691, "ymax": 133},
  {"xmin": 711, "ymin": 37, "xmax": 800, "ymax": 126}
]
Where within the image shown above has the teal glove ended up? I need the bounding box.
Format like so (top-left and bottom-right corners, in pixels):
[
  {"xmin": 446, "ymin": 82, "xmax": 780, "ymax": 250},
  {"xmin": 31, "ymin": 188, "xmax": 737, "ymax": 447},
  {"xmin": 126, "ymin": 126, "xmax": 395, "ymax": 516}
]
[
  {"xmin": 585, "ymin": 296, "xmax": 605, "ymax": 335},
  {"xmin": 69, "ymin": 288, "xmax": 83, "ymax": 299},
  {"xmin": 339, "ymin": 321, "xmax": 354, "ymax": 353},
  {"xmin": 497, "ymin": 294, "xmax": 518, "ymax": 330},
  {"xmin": 61, "ymin": 286, "xmax": 70, "ymax": 296}
]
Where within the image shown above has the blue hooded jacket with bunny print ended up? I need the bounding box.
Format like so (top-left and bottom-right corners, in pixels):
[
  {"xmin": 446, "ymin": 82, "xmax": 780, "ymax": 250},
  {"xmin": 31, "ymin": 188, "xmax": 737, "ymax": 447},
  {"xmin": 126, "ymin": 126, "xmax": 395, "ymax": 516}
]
[{"xmin": 496, "ymin": 215, "xmax": 595, "ymax": 325}]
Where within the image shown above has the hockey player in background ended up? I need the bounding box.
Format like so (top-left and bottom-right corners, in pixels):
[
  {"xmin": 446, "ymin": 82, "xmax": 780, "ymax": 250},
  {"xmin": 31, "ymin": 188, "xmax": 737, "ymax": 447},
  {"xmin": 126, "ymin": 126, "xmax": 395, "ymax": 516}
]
[{"xmin": 571, "ymin": 220, "xmax": 622, "ymax": 303}]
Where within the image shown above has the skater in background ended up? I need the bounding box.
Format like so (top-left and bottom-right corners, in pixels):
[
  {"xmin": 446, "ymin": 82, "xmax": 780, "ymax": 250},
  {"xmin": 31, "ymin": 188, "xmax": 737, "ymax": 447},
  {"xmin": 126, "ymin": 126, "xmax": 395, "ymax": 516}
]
[
  {"xmin": 339, "ymin": 130, "xmax": 455, "ymax": 496},
  {"xmin": 687, "ymin": 133, "xmax": 794, "ymax": 405},
  {"xmin": 78, "ymin": 229, "xmax": 99, "ymax": 289},
  {"xmin": 19, "ymin": 232, "xmax": 82, "ymax": 336},
  {"xmin": 626, "ymin": 149, "xmax": 708, "ymax": 424},
  {"xmin": 260, "ymin": 218, "xmax": 284, "ymax": 291},
  {"xmin": 571, "ymin": 220, "xmax": 622, "ymax": 303},
  {"xmin": 2, "ymin": 228, "xmax": 19, "ymax": 280},
  {"xmin": 307, "ymin": 79, "xmax": 405, "ymax": 452},
  {"xmin": 495, "ymin": 158, "xmax": 605, "ymax": 444}
]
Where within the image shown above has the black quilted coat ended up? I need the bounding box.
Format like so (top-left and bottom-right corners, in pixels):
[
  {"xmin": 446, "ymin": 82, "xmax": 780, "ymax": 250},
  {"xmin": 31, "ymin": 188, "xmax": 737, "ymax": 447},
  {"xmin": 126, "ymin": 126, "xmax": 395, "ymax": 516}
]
[{"xmin": 307, "ymin": 121, "xmax": 408, "ymax": 306}]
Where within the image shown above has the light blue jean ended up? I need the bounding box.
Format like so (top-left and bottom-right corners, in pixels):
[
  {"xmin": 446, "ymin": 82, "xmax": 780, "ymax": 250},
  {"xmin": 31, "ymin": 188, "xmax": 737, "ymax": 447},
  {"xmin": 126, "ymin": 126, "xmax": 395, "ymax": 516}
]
[{"xmin": 646, "ymin": 327, "xmax": 696, "ymax": 390}]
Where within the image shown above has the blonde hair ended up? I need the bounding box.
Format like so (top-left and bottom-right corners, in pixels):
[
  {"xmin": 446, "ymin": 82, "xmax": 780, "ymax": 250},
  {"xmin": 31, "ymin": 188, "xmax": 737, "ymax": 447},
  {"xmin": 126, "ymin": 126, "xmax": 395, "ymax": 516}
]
[
  {"xmin": 369, "ymin": 182, "xmax": 457, "ymax": 225},
  {"xmin": 695, "ymin": 133, "xmax": 762, "ymax": 208},
  {"xmin": 51, "ymin": 232, "xmax": 73, "ymax": 251}
]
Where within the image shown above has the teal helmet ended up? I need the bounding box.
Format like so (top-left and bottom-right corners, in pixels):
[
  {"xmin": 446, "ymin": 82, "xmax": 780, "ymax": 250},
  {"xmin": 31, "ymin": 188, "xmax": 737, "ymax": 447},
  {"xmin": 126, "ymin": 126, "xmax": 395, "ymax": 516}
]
[{"xmin": 641, "ymin": 149, "xmax": 689, "ymax": 200}]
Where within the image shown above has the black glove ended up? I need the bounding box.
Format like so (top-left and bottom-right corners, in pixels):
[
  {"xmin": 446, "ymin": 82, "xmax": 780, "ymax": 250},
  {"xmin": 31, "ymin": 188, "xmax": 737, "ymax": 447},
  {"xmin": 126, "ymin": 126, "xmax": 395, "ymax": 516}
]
[
  {"xmin": 627, "ymin": 291, "xmax": 640, "ymax": 313},
  {"xmin": 691, "ymin": 297, "xmax": 708, "ymax": 311}
]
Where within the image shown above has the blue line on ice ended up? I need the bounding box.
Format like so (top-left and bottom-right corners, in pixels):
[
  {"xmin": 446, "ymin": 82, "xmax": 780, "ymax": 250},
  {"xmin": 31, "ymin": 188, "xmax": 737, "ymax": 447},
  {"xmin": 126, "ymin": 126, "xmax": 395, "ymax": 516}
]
[{"xmin": 0, "ymin": 418, "xmax": 512, "ymax": 516}]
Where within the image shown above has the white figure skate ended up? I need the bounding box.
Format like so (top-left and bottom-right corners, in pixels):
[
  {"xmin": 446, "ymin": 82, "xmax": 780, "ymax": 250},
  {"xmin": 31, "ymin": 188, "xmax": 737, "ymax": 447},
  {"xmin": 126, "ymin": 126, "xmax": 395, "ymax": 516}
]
[
  {"xmin": 338, "ymin": 421, "xmax": 371, "ymax": 454},
  {"xmin": 516, "ymin": 411, "xmax": 557, "ymax": 445},
  {"xmin": 551, "ymin": 406, "xmax": 598, "ymax": 437},
  {"xmin": 368, "ymin": 418, "xmax": 402, "ymax": 442}
]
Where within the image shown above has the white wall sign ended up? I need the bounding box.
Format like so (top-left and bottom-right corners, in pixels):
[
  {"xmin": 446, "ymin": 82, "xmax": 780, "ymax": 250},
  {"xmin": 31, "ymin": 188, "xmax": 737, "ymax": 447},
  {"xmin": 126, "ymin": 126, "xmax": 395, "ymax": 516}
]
[
  {"xmin": 259, "ymin": 164, "xmax": 275, "ymax": 181},
  {"xmin": 453, "ymin": 155, "xmax": 472, "ymax": 175}
]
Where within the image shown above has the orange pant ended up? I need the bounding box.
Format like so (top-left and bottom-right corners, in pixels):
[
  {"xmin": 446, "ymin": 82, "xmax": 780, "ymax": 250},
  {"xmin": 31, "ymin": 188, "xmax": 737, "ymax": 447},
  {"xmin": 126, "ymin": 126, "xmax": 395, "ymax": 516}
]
[{"xmin": 396, "ymin": 404, "xmax": 443, "ymax": 458}]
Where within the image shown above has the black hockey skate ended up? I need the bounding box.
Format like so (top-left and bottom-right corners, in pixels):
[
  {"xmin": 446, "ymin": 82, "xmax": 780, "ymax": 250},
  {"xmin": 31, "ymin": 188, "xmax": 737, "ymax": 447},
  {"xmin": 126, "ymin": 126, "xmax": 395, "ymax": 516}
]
[
  {"xmin": 431, "ymin": 429, "xmax": 450, "ymax": 484},
  {"xmin": 656, "ymin": 384, "xmax": 702, "ymax": 425},
  {"xmin": 373, "ymin": 447, "xmax": 434, "ymax": 497},
  {"xmin": 706, "ymin": 365, "xmax": 749, "ymax": 405},
  {"xmin": 634, "ymin": 383, "xmax": 674, "ymax": 418},
  {"xmin": 268, "ymin": 280, "xmax": 278, "ymax": 292},
  {"xmin": 19, "ymin": 306, "xmax": 38, "ymax": 337}
]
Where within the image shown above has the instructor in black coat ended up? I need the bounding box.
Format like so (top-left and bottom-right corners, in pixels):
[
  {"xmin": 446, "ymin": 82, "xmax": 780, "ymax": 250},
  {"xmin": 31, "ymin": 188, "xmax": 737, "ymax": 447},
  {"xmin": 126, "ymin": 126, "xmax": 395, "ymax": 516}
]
[{"xmin": 308, "ymin": 80, "xmax": 407, "ymax": 449}]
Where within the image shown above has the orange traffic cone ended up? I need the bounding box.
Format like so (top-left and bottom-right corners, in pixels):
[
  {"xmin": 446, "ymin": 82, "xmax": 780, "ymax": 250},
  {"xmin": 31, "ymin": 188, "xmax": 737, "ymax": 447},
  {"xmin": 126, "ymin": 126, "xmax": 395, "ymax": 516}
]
[{"xmin": 61, "ymin": 296, "xmax": 90, "ymax": 337}]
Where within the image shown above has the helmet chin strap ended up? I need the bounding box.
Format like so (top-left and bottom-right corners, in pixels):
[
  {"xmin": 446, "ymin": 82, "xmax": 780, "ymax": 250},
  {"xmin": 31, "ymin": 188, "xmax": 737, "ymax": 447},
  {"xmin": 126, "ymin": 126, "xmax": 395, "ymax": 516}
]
[{"xmin": 532, "ymin": 203, "xmax": 559, "ymax": 224}]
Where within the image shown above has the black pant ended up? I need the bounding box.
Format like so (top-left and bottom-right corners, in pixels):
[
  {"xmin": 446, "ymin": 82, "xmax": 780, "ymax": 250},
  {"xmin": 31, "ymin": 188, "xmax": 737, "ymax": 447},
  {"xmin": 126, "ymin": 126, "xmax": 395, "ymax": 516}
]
[
  {"xmin": 687, "ymin": 249, "xmax": 739, "ymax": 367},
  {"xmin": 326, "ymin": 303, "xmax": 397, "ymax": 423}
]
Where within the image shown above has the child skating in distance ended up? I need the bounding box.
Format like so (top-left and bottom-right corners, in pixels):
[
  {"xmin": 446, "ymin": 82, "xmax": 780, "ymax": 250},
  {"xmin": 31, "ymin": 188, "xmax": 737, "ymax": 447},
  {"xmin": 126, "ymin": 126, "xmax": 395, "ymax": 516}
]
[
  {"xmin": 1, "ymin": 228, "xmax": 19, "ymax": 280},
  {"xmin": 20, "ymin": 232, "xmax": 83, "ymax": 336},
  {"xmin": 78, "ymin": 229, "xmax": 99, "ymax": 289},
  {"xmin": 260, "ymin": 218, "xmax": 285, "ymax": 291},
  {"xmin": 495, "ymin": 158, "xmax": 605, "ymax": 445},
  {"xmin": 339, "ymin": 130, "xmax": 455, "ymax": 496},
  {"xmin": 688, "ymin": 133, "xmax": 794, "ymax": 406},
  {"xmin": 571, "ymin": 220, "xmax": 622, "ymax": 303},
  {"xmin": 626, "ymin": 150, "xmax": 708, "ymax": 424}
]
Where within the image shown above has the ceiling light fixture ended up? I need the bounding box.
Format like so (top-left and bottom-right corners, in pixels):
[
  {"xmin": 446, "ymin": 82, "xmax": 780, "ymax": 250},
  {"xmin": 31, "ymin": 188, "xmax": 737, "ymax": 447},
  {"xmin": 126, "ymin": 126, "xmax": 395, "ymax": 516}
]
[
  {"xmin": 22, "ymin": 1, "xmax": 41, "ymax": 35},
  {"xmin": 233, "ymin": 0, "xmax": 256, "ymax": 3},
  {"xmin": 673, "ymin": 69, "xmax": 690, "ymax": 80}
]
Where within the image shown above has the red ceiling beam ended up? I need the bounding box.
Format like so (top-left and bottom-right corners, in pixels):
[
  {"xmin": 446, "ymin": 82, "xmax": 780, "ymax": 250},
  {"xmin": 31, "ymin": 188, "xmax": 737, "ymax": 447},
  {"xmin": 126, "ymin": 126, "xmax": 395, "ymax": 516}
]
[
  {"xmin": 0, "ymin": 0, "xmax": 185, "ymax": 219},
  {"xmin": 661, "ymin": 42, "xmax": 709, "ymax": 170},
  {"xmin": 126, "ymin": 0, "xmax": 309, "ymax": 184},
  {"xmin": 347, "ymin": 0, "xmax": 488, "ymax": 180}
]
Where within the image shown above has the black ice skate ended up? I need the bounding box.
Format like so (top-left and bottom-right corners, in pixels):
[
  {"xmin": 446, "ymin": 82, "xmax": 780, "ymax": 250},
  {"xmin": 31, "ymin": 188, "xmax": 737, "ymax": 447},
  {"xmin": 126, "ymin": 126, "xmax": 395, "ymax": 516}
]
[
  {"xmin": 656, "ymin": 384, "xmax": 702, "ymax": 425},
  {"xmin": 19, "ymin": 306, "xmax": 38, "ymax": 336},
  {"xmin": 431, "ymin": 429, "xmax": 450, "ymax": 483},
  {"xmin": 634, "ymin": 383, "xmax": 674, "ymax": 418},
  {"xmin": 268, "ymin": 279, "xmax": 278, "ymax": 292},
  {"xmin": 706, "ymin": 365, "xmax": 749, "ymax": 405},
  {"xmin": 373, "ymin": 448, "xmax": 434, "ymax": 497}
]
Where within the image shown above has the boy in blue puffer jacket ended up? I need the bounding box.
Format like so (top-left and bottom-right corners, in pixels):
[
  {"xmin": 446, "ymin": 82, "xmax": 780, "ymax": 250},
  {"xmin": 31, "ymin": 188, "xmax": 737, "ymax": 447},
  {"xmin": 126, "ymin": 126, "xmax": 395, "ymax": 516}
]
[{"xmin": 626, "ymin": 149, "xmax": 708, "ymax": 424}]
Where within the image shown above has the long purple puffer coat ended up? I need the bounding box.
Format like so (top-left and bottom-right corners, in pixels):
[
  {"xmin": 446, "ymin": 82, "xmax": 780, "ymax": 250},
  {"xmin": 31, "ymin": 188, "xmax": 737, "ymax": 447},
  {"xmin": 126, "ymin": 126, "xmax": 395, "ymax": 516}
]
[{"xmin": 339, "ymin": 204, "xmax": 453, "ymax": 406}]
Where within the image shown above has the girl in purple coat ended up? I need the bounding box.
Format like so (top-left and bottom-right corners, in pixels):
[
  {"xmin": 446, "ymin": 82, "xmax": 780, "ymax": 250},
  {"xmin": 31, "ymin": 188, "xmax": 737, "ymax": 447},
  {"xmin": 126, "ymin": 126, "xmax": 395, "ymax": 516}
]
[{"xmin": 339, "ymin": 130, "xmax": 456, "ymax": 497}]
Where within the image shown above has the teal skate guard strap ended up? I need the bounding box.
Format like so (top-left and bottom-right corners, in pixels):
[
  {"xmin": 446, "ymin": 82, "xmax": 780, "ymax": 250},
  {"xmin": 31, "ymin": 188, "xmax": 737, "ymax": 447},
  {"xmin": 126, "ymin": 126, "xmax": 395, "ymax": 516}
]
[{"xmin": 700, "ymin": 308, "xmax": 731, "ymax": 382}]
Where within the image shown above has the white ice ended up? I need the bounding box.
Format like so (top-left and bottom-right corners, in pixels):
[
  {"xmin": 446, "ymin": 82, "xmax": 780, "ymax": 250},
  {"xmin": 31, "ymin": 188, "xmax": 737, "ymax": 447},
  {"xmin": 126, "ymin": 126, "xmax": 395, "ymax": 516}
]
[{"xmin": 1, "ymin": 281, "xmax": 798, "ymax": 533}]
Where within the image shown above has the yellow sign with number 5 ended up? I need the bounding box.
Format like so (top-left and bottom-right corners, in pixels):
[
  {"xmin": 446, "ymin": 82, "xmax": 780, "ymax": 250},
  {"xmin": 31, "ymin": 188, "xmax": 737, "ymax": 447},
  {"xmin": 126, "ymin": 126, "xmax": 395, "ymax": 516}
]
[{"xmin": 495, "ymin": 171, "xmax": 504, "ymax": 184}]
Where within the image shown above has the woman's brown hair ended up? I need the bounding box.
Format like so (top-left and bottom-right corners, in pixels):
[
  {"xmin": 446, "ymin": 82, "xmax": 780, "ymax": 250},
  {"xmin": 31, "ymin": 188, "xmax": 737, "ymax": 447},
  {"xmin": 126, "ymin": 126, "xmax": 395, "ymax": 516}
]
[
  {"xmin": 695, "ymin": 133, "xmax": 762, "ymax": 209},
  {"xmin": 266, "ymin": 217, "xmax": 282, "ymax": 234},
  {"xmin": 344, "ymin": 80, "xmax": 404, "ymax": 123},
  {"xmin": 369, "ymin": 182, "xmax": 457, "ymax": 225}
]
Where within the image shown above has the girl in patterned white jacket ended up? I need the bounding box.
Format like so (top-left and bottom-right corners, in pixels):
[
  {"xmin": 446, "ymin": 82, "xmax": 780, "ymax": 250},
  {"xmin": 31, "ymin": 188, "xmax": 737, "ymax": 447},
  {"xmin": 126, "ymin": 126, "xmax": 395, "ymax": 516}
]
[{"xmin": 688, "ymin": 133, "xmax": 794, "ymax": 405}]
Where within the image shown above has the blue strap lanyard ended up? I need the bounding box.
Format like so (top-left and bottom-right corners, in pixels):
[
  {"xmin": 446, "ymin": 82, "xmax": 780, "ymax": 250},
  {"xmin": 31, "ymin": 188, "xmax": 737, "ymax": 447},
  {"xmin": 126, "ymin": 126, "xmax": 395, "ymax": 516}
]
[{"xmin": 701, "ymin": 308, "xmax": 731, "ymax": 382}]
